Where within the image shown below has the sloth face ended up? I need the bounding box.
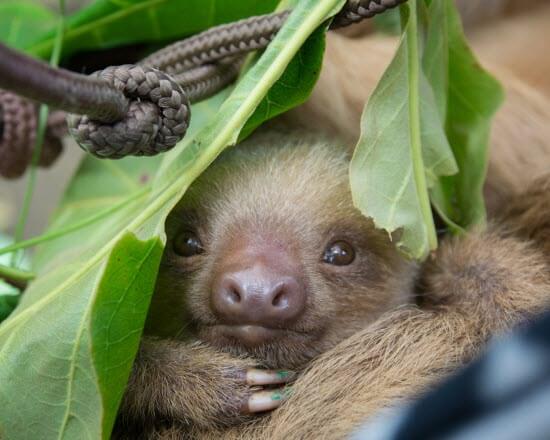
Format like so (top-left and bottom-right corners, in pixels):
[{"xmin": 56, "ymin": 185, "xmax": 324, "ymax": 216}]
[{"xmin": 149, "ymin": 133, "xmax": 414, "ymax": 368}]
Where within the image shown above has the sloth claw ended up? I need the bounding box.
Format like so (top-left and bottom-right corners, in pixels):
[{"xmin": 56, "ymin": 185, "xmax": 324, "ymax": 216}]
[
  {"xmin": 245, "ymin": 368, "xmax": 295, "ymax": 386},
  {"xmin": 237, "ymin": 369, "xmax": 295, "ymax": 414},
  {"xmin": 245, "ymin": 387, "xmax": 293, "ymax": 413}
]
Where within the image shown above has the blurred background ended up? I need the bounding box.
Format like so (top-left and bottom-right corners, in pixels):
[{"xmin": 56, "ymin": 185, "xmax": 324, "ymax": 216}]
[{"xmin": 0, "ymin": 139, "xmax": 82, "ymax": 238}]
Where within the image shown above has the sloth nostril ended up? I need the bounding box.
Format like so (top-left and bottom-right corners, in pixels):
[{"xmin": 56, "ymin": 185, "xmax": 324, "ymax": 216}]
[
  {"xmin": 228, "ymin": 283, "xmax": 242, "ymax": 303},
  {"xmin": 272, "ymin": 286, "xmax": 289, "ymax": 308}
]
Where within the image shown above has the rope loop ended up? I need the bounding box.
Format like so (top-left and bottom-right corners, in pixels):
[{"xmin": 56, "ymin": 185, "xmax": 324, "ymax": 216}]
[
  {"xmin": 0, "ymin": 90, "xmax": 36, "ymax": 178},
  {"xmin": 67, "ymin": 65, "xmax": 190, "ymax": 159},
  {"xmin": 0, "ymin": 90, "xmax": 63, "ymax": 178}
]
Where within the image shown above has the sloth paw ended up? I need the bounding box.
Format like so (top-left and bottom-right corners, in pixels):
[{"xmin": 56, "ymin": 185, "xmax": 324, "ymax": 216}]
[{"xmin": 240, "ymin": 368, "xmax": 295, "ymax": 414}]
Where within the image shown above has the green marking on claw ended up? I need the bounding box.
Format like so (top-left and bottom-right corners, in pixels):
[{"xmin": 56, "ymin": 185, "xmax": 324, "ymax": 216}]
[
  {"xmin": 277, "ymin": 370, "xmax": 291, "ymax": 379},
  {"xmin": 271, "ymin": 387, "xmax": 294, "ymax": 402}
]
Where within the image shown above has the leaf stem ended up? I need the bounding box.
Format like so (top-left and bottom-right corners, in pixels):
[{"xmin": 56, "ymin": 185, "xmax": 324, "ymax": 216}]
[
  {"xmin": 0, "ymin": 189, "xmax": 148, "ymax": 257},
  {"xmin": 10, "ymin": 113, "xmax": 48, "ymax": 266},
  {"xmin": 0, "ymin": 264, "xmax": 35, "ymax": 288},
  {"xmin": 404, "ymin": 0, "xmax": 438, "ymax": 252}
]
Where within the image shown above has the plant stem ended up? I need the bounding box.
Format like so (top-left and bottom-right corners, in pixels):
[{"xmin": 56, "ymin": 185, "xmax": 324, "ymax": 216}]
[
  {"xmin": 0, "ymin": 264, "xmax": 35, "ymax": 290},
  {"xmin": 403, "ymin": 0, "xmax": 438, "ymax": 252},
  {"xmin": 10, "ymin": 1, "xmax": 66, "ymax": 265},
  {"xmin": 0, "ymin": 189, "xmax": 148, "ymax": 257},
  {"xmin": 10, "ymin": 107, "xmax": 48, "ymax": 265}
]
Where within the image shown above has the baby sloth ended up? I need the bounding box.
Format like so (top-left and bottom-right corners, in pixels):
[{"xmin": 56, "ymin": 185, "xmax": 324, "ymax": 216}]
[
  {"xmin": 117, "ymin": 131, "xmax": 416, "ymax": 434},
  {"xmin": 152, "ymin": 131, "xmax": 416, "ymax": 365},
  {"xmin": 116, "ymin": 131, "xmax": 550, "ymax": 439}
]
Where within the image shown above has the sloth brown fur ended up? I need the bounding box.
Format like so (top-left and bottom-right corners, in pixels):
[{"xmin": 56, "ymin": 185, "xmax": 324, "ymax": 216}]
[
  {"xmin": 114, "ymin": 2, "xmax": 550, "ymax": 439},
  {"xmin": 116, "ymin": 133, "xmax": 418, "ymax": 437},
  {"xmin": 148, "ymin": 133, "xmax": 415, "ymax": 367},
  {"xmin": 115, "ymin": 135, "xmax": 550, "ymax": 440}
]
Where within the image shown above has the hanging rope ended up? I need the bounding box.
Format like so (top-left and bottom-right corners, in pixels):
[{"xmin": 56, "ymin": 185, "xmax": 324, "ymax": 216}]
[
  {"xmin": 331, "ymin": 0, "xmax": 407, "ymax": 28},
  {"xmin": 0, "ymin": 90, "xmax": 64, "ymax": 178},
  {"xmin": 0, "ymin": 0, "xmax": 406, "ymax": 176},
  {"xmin": 141, "ymin": 13, "xmax": 290, "ymax": 75}
]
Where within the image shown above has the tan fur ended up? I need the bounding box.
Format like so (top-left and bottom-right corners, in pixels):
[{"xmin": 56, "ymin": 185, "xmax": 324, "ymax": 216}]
[
  {"xmin": 116, "ymin": 141, "xmax": 550, "ymax": 440},
  {"xmin": 455, "ymin": 0, "xmax": 548, "ymax": 28},
  {"xmin": 116, "ymin": 3, "xmax": 550, "ymax": 438},
  {"xmin": 146, "ymin": 133, "xmax": 416, "ymax": 369},
  {"xmin": 192, "ymin": 178, "xmax": 550, "ymax": 439},
  {"xmin": 114, "ymin": 135, "xmax": 419, "ymax": 438},
  {"xmin": 252, "ymin": 177, "xmax": 550, "ymax": 440},
  {"xmin": 337, "ymin": 1, "xmax": 549, "ymax": 39},
  {"xmin": 501, "ymin": 172, "xmax": 550, "ymax": 257},
  {"xmin": 117, "ymin": 340, "xmax": 254, "ymax": 437},
  {"xmin": 468, "ymin": 2, "xmax": 550, "ymax": 97}
]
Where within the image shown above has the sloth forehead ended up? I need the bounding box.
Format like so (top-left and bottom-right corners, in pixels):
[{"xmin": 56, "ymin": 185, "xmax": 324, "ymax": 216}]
[{"xmin": 175, "ymin": 133, "xmax": 362, "ymax": 236}]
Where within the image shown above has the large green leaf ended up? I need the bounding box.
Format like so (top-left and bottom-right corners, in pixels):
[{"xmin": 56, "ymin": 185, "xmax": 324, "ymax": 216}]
[
  {"xmin": 425, "ymin": 0, "xmax": 504, "ymax": 228},
  {"xmin": 350, "ymin": 0, "xmax": 502, "ymax": 259},
  {"xmin": 0, "ymin": 0, "xmax": 344, "ymax": 438},
  {"xmin": 27, "ymin": 0, "xmax": 281, "ymax": 59},
  {"xmin": 350, "ymin": 1, "xmax": 457, "ymax": 260},
  {"xmin": 0, "ymin": 0, "xmax": 57, "ymax": 49}
]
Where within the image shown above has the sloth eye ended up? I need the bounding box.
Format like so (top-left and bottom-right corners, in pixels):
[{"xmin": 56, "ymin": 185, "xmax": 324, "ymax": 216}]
[
  {"xmin": 322, "ymin": 240, "xmax": 355, "ymax": 266},
  {"xmin": 173, "ymin": 231, "xmax": 204, "ymax": 257}
]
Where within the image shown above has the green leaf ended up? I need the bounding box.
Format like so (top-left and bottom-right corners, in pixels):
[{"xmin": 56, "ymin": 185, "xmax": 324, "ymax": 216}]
[
  {"xmin": 350, "ymin": 1, "xmax": 456, "ymax": 260},
  {"xmin": 0, "ymin": 234, "xmax": 163, "ymax": 439},
  {"xmin": 350, "ymin": 0, "xmax": 502, "ymax": 259},
  {"xmin": 425, "ymin": 0, "xmax": 504, "ymax": 228},
  {"xmin": 0, "ymin": 235, "xmax": 28, "ymax": 322},
  {"xmin": 0, "ymin": 292, "xmax": 18, "ymax": 323},
  {"xmin": 239, "ymin": 24, "xmax": 326, "ymax": 140},
  {"xmin": 92, "ymin": 234, "xmax": 164, "ymax": 435},
  {"xmin": 0, "ymin": 0, "xmax": 344, "ymax": 438},
  {"xmin": 373, "ymin": 7, "xmax": 401, "ymax": 35},
  {"xmin": 26, "ymin": 0, "xmax": 280, "ymax": 59},
  {"xmin": 0, "ymin": 0, "xmax": 57, "ymax": 49}
]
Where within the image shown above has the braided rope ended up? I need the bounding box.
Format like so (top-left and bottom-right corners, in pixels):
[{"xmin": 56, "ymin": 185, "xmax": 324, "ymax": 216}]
[
  {"xmin": 176, "ymin": 58, "xmax": 244, "ymax": 103},
  {"xmin": 0, "ymin": 43, "xmax": 129, "ymax": 123},
  {"xmin": 68, "ymin": 65, "xmax": 190, "ymax": 158},
  {"xmin": 0, "ymin": 90, "xmax": 64, "ymax": 178},
  {"xmin": 0, "ymin": 43, "xmax": 192, "ymax": 162},
  {"xmin": 0, "ymin": 0, "xmax": 406, "ymax": 171},
  {"xmin": 142, "ymin": 13, "xmax": 289, "ymax": 75},
  {"xmin": 65, "ymin": 1, "xmax": 407, "ymax": 158},
  {"xmin": 46, "ymin": 110, "xmax": 69, "ymax": 140},
  {"xmin": 0, "ymin": 90, "xmax": 36, "ymax": 178},
  {"xmin": 331, "ymin": 0, "xmax": 408, "ymax": 28},
  {"xmin": 65, "ymin": 13, "xmax": 288, "ymax": 159}
]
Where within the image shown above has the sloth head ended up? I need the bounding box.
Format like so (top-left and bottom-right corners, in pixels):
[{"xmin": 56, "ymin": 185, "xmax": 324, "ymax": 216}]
[{"xmin": 148, "ymin": 131, "xmax": 415, "ymax": 368}]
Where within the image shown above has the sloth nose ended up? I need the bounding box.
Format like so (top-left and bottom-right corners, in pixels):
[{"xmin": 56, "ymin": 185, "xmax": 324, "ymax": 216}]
[{"xmin": 211, "ymin": 265, "xmax": 306, "ymax": 328}]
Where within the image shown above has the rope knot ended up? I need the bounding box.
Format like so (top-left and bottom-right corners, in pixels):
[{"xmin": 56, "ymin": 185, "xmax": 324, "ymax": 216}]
[{"xmin": 67, "ymin": 65, "xmax": 190, "ymax": 159}]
